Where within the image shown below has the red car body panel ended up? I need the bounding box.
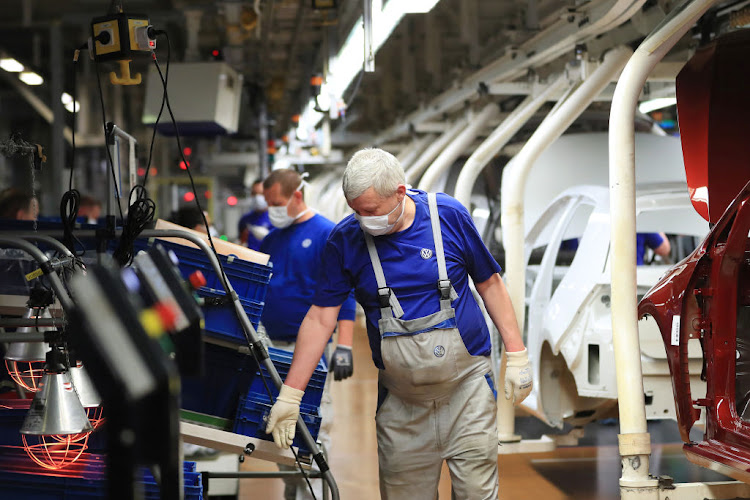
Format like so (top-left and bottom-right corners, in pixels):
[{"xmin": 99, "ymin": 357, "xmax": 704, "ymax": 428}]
[
  {"xmin": 638, "ymin": 29, "xmax": 750, "ymax": 480},
  {"xmin": 676, "ymin": 29, "xmax": 750, "ymax": 224}
]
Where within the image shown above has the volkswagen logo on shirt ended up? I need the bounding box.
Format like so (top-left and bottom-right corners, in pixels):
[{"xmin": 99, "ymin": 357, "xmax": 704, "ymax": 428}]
[
  {"xmin": 420, "ymin": 248, "xmax": 433, "ymax": 260},
  {"xmin": 434, "ymin": 345, "xmax": 445, "ymax": 357},
  {"xmin": 302, "ymin": 238, "xmax": 312, "ymax": 248}
]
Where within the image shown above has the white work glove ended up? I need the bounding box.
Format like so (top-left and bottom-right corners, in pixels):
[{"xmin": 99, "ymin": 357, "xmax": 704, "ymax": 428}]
[
  {"xmin": 505, "ymin": 348, "xmax": 532, "ymax": 405},
  {"xmin": 265, "ymin": 384, "xmax": 304, "ymax": 449},
  {"xmin": 249, "ymin": 224, "xmax": 270, "ymax": 241}
]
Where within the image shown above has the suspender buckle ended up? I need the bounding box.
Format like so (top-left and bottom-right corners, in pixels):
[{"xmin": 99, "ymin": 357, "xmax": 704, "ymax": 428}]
[
  {"xmin": 378, "ymin": 287, "xmax": 392, "ymax": 308},
  {"xmin": 437, "ymin": 279, "xmax": 452, "ymax": 300}
]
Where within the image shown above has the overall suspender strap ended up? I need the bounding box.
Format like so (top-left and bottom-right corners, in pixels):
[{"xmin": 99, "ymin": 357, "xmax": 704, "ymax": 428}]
[
  {"xmin": 364, "ymin": 232, "xmax": 404, "ymax": 319},
  {"xmin": 427, "ymin": 193, "xmax": 459, "ymax": 310}
]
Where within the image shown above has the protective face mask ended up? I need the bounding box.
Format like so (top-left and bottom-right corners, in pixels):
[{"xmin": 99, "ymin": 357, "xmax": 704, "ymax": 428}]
[
  {"xmin": 253, "ymin": 194, "xmax": 268, "ymax": 211},
  {"xmin": 355, "ymin": 197, "xmax": 404, "ymax": 236},
  {"xmin": 268, "ymin": 182, "xmax": 310, "ymax": 229}
]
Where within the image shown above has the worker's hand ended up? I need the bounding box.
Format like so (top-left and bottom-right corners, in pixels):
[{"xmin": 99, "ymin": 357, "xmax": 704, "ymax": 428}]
[
  {"xmin": 265, "ymin": 385, "xmax": 304, "ymax": 449},
  {"xmin": 504, "ymin": 348, "xmax": 532, "ymax": 405},
  {"xmin": 331, "ymin": 345, "xmax": 353, "ymax": 381}
]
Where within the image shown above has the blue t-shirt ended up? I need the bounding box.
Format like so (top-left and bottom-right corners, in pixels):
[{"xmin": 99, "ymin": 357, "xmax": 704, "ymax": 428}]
[
  {"xmin": 636, "ymin": 232, "xmax": 665, "ymax": 265},
  {"xmin": 314, "ymin": 190, "xmax": 502, "ymax": 369},
  {"xmin": 260, "ymin": 213, "xmax": 356, "ymax": 341},
  {"xmin": 238, "ymin": 210, "xmax": 272, "ymax": 251}
]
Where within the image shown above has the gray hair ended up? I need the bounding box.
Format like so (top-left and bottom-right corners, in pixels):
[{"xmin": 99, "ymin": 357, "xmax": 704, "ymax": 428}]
[{"xmin": 342, "ymin": 148, "xmax": 405, "ymax": 201}]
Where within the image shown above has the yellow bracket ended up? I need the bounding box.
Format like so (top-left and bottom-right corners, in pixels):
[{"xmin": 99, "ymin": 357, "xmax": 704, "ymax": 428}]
[{"xmin": 109, "ymin": 59, "xmax": 142, "ymax": 85}]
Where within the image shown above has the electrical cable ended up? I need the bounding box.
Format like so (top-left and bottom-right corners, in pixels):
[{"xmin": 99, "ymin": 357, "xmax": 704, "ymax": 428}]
[
  {"xmin": 112, "ymin": 185, "xmax": 156, "ymax": 266},
  {"xmin": 143, "ymin": 28, "xmax": 169, "ymax": 186},
  {"xmin": 59, "ymin": 42, "xmax": 90, "ymax": 256},
  {"xmin": 152, "ymin": 32, "xmax": 319, "ymax": 498}
]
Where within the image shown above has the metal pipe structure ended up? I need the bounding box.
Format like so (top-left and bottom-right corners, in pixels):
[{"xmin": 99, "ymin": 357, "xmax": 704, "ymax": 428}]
[
  {"xmin": 370, "ymin": 0, "xmax": 647, "ymax": 145},
  {"xmin": 453, "ymin": 72, "xmax": 570, "ymax": 209},
  {"xmin": 417, "ymin": 103, "xmax": 500, "ymax": 192},
  {"xmin": 497, "ymin": 46, "xmax": 632, "ymax": 443},
  {"xmin": 0, "ymin": 237, "xmax": 74, "ymax": 312},
  {"xmin": 397, "ymin": 134, "xmax": 436, "ymax": 172},
  {"xmin": 607, "ymin": 1, "xmax": 719, "ymax": 496},
  {"xmin": 405, "ymin": 118, "xmax": 467, "ymax": 185},
  {"xmin": 139, "ymin": 230, "xmax": 340, "ymax": 500}
]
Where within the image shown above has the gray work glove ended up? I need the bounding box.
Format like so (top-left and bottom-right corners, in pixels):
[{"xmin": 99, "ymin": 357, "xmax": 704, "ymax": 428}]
[{"xmin": 331, "ymin": 345, "xmax": 353, "ymax": 381}]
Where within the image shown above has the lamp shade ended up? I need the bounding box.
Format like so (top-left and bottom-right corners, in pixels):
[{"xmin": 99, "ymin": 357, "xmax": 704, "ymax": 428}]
[{"xmin": 20, "ymin": 371, "xmax": 93, "ymax": 436}]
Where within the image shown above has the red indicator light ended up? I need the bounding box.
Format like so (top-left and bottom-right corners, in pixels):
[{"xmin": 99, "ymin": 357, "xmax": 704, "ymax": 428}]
[
  {"xmin": 179, "ymin": 160, "xmax": 189, "ymax": 170},
  {"xmin": 183, "ymin": 147, "xmax": 192, "ymax": 157},
  {"xmin": 184, "ymin": 192, "xmax": 195, "ymax": 202},
  {"xmin": 227, "ymin": 196, "xmax": 238, "ymax": 206},
  {"xmin": 137, "ymin": 167, "xmax": 145, "ymax": 177},
  {"xmin": 149, "ymin": 40, "xmax": 156, "ymax": 48},
  {"xmin": 204, "ymin": 190, "xmax": 212, "ymax": 199},
  {"xmin": 212, "ymin": 49, "xmax": 219, "ymax": 57}
]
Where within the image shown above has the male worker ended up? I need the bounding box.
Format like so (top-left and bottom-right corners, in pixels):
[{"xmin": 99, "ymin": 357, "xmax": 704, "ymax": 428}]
[
  {"xmin": 0, "ymin": 188, "xmax": 37, "ymax": 220},
  {"xmin": 266, "ymin": 148, "xmax": 532, "ymax": 499},
  {"xmin": 238, "ymin": 179, "xmax": 272, "ymax": 251},
  {"xmin": 636, "ymin": 232, "xmax": 671, "ymax": 265},
  {"xmin": 78, "ymin": 195, "xmax": 102, "ymax": 224},
  {"xmin": 260, "ymin": 168, "xmax": 357, "ymax": 500}
]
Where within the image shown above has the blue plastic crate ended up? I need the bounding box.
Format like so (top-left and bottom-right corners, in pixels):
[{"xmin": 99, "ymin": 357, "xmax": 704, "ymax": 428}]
[
  {"xmin": 132, "ymin": 238, "xmax": 272, "ymax": 303},
  {"xmin": 246, "ymin": 347, "xmax": 327, "ymax": 409},
  {"xmin": 233, "ymin": 393, "xmax": 321, "ymax": 453},
  {"xmin": 181, "ymin": 342, "xmax": 259, "ymax": 421},
  {"xmin": 0, "ymin": 450, "xmax": 202, "ymax": 499},
  {"xmin": 197, "ymin": 287, "xmax": 264, "ymax": 345}
]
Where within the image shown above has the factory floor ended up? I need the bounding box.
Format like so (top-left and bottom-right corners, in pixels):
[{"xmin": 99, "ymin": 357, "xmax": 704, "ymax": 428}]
[{"xmin": 237, "ymin": 318, "xmax": 729, "ymax": 499}]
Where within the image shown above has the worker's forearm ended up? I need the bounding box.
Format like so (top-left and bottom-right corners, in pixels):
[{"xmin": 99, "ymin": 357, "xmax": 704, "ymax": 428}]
[
  {"xmin": 476, "ymin": 273, "xmax": 526, "ymax": 352},
  {"xmin": 336, "ymin": 319, "xmax": 355, "ymax": 347},
  {"xmin": 285, "ymin": 307, "xmax": 338, "ymax": 390}
]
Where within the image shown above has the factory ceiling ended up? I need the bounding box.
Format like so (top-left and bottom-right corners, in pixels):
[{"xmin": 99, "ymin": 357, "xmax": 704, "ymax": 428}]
[{"xmin": 0, "ymin": 0, "xmax": 747, "ymax": 156}]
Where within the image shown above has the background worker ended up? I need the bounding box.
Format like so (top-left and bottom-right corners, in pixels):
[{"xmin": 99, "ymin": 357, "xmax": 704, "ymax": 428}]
[
  {"xmin": 238, "ymin": 178, "xmax": 272, "ymax": 250},
  {"xmin": 260, "ymin": 168, "xmax": 357, "ymax": 500},
  {"xmin": 637, "ymin": 232, "xmax": 671, "ymax": 265},
  {"xmin": 266, "ymin": 148, "xmax": 532, "ymax": 499},
  {"xmin": 0, "ymin": 188, "xmax": 37, "ymax": 220},
  {"xmin": 78, "ymin": 195, "xmax": 102, "ymax": 224}
]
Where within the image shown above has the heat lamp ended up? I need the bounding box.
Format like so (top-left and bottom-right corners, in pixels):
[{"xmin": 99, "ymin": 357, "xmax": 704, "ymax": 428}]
[
  {"xmin": 4, "ymin": 307, "xmax": 53, "ymax": 392},
  {"xmin": 19, "ymin": 346, "xmax": 93, "ymax": 470}
]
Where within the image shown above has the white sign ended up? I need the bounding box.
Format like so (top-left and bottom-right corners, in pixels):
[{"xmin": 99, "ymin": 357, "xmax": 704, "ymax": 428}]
[{"xmin": 671, "ymin": 315, "xmax": 681, "ymax": 346}]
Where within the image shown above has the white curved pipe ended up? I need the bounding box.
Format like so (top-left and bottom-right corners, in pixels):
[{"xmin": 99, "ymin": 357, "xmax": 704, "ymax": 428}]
[
  {"xmin": 501, "ymin": 46, "xmax": 632, "ymax": 336},
  {"xmin": 454, "ymin": 73, "xmax": 570, "ymax": 209},
  {"xmin": 397, "ymin": 134, "xmax": 435, "ymax": 171},
  {"xmin": 608, "ymin": 0, "xmax": 719, "ymax": 492},
  {"xmin": 371, "ymin": 0, "xmax": 647, "ymax": 145},
  {"xmin": 405, "ymin": 118, "xmax": 468, "ymax": 185},
  {"xmin": 418, "ymin": 103, "xmax": 500, "ymax": 192}
]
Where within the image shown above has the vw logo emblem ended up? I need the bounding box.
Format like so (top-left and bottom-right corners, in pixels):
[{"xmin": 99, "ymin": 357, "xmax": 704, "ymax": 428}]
[
  {"xmin": 434, "ymin": 345, "xmax": 445, "ymax": 357},
  {"xmin": 421, "ymin": 248, "xmax": 433, "ymax": 260}
]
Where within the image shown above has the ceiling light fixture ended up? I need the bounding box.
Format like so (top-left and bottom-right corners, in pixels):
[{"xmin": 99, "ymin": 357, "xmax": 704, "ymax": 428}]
[
  {"xmin": 0, "ymin": 57, "xmax": 24, "ymax": 72},
  {"xmin": 19, "ymin": 71, "xmax": 44, "ymax": 86},
  {"xmin": 327, "ymin": 0, "xmax": 441, "ymax": 102},
  {"xmin": 638, "ymin": 97, "xmax": 677, "ymax": 114},
  {"xmin": 62, "ymin": 93, "xmax": 80, "ymax": 113}
]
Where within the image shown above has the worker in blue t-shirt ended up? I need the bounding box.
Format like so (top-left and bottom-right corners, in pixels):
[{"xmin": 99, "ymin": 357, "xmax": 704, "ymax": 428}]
[
  {"xmin": 265, "ymin": 149, "xmax": 531, "ymax": 500},
  {"xmin": 637, "ymin": 232, "xmax": 671, "ymax": 265},
  {"xmin": 260, "ymin": 168, "xmax": 356, "ymax": 500},
  {"xmin": 238, "ymin": 179, "xmax": 272, "ymax": 251}
]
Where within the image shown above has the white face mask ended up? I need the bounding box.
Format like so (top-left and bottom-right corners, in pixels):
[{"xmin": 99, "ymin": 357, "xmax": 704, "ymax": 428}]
[
  {"xmin": 268, "ymin": 182, "xmax": 310, "ymax": 229},
  {"xmin": 355, "ymin": 197, "xmax": 404, "ymax": 236},
  {"xmin": 253, "ymin": 194, "xmax": 268, "ymax": 211}
]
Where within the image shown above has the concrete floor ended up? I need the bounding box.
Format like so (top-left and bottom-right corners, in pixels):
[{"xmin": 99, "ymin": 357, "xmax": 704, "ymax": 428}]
[{"xmin": 237, "ymin": 318, "xmax": 730, "ymax": 499}]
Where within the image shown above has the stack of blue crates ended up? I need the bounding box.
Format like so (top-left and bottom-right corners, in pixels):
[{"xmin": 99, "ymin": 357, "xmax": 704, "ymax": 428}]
[
  {"xmin": 131, "ymin": 238, "xmax": 272, "ymax": 346},
  {"xmin": 232, "ymin": 347, "xmax": 328, "ymax": 453},
  {"xmin": 0, "ymin": 449, "xmax": 203, "ymax": 499}
]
